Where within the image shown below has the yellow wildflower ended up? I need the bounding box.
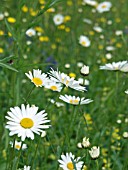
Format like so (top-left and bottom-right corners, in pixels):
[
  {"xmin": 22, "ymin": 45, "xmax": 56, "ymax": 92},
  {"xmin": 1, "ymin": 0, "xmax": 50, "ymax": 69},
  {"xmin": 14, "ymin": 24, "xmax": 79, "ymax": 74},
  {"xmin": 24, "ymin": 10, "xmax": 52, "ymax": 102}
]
[{"xmin": 7, "ymin": 17, "xmax": 16, "ymax": 23}]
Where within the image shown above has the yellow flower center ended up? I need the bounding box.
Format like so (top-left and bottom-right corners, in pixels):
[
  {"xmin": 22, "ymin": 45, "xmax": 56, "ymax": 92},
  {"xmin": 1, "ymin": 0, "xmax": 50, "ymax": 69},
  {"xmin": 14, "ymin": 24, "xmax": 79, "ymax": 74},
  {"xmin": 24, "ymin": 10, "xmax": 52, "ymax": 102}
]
[
  {"xmin": 50, "ymin": 85, "xmax": 57, "ymax": 91},
  {"xmin": 57, "ymin": 18, "xmax": 60, "ymax": 22},
  {"xmin": 20, "ymin": 118, "xmax": 34, "ymax": 128},
  {"xmin": 69, "ymin": 99, "xmax": 79, "ymax": 104},
  {"xmin": 102, "ymin": 4, "xmax": 107, "ymax": 8},
  {"xmin": 15, "ymin": 145, "xmax": 21, "ymax": 149},
  {"xmin": 81, "ymin": 41, "xmax": 86, "ymax": 46},
  {"xmin": 32, "ymin": 77, "xmax": 43, "ymax": 86},
  {"xmin": 67, "ymin": 162, "xmax": 74, "ymax": 170},
  {"xmin": 65, "ymin": 80, "xmax": 69, "ymax": 85}
]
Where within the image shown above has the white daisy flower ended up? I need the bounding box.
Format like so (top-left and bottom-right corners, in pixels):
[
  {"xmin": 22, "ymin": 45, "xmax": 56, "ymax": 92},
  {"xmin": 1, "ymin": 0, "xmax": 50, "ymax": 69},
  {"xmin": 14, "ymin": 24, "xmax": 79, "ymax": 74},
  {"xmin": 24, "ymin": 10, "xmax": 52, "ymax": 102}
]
[
  {"xmin": 10, "ymin": 140, "xmax": 27, "ymax": 150},
  {"xmin": 82, "ymin": 137, "xmax": 90, "ymax": 148},
  {"xmin": 100, "ymin": 61, "xmax": 128, "ymax": 72},
  {"xmin": 5, "ymin": 104, "xmax": 51, "ymax": 141},
  {"xmin": 89, "ymin": 146, "xmax": 100, "ymax": 159},
  {"xmin": 93, "ymin": 26, "xmax": 103, "ymax": 33},
  {"xmin": 80, "ymin": 65, "xmax": 89, "ymax": 76},
  {"xmin": 115, "ymin": 30, "xmax": 123, "ymax": 36},
  {"xmin": 79, "ymin": 35, "xmax": 91, "ymax": 47},
  {"xmin": 83, "ymin": 18, "xmax": 92, "ymax": 24},
  {"xmin": 24, "ymin": 165, "xmax": 31, "ymax": 170},
  {"xmin": 26, "ymin": 28, "xmax": 36, "ymax": 37},
  {"xmin": 123, "ymin": 132, "xmax": 128, "ymax": 138},
  {"xmin": 0, "ymin": 13, "xmax": 4, "ymax": 20},
  {"xmin": 106, "ymin": 46, "xmax": 115, "ymax": 51},
  {"xmin": 83, "ymin": 0, "xmax": 98, "ymax": 6},
  {"xmin": 58, "ymin": 152, "xmax": 84, "ymax": 170},
  {"xmin": 44, "ymin": 81, "xmax": 63, "ymax": 92},
  {"xmin": 25, "ymin": 69, "xmax": 49, "ymax": 87},
  {"xmin": 53, "ymin": 14, "xmax": 64, "ymax": 25},
  {"xmin": 49, "ymin": 68, "xmax": 86, "ymax": 92},
  {"xmin": 125, "ymin": 90, "xmax": 128, "ymax": 94},
  {"xmin": 96, "ymin": 2, "xmax": 112, "ymax": 13},
  {"xmin": 59, "ymin": 95, "xmax": 93, "ymax": 105}
]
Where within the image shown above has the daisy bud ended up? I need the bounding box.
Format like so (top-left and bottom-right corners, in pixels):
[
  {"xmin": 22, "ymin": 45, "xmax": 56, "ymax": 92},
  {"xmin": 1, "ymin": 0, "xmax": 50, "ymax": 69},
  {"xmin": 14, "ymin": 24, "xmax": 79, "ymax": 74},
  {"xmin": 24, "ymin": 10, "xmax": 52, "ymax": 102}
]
[
  {"xmin": 41, "ymin": 131, "xmax": 47, "ymax": 138},
  {"xmin": 82, "ymin": 137, "xmax": 90, "ymax": 148},
  {"xmin": 77, "ymin": 142, "xmax": 83, "ymax": 149},
  {"xmin": 89, "ymin": 146, "xmax": 100, "ymax": 159},
  {"xmin": 80, "ymin": 65, "xmax": 89, "ymax": 76},
  {"xmin": 123, "ymin": 132, "xmax": 128, "ymax": 138}
]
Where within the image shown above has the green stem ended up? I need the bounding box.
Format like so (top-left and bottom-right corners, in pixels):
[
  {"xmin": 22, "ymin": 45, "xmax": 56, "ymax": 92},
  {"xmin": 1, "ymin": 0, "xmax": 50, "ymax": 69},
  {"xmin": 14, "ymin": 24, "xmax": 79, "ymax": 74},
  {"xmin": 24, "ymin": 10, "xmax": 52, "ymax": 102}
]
[
  {"xmin": 31, "ymin": 137, "xmax": 41, "ymax": 170},
  {"xmin": 25, "ymin": 85, "xmax": 35, "ymax": 104},
  {"xmin": 67, "ymin": 106, "xmax": 77, "ymax": 149},
  {"xmin": 115, "ymin": 71, "xmax": 119, "ymax": 104},
  {"xmin": 10, "ymin": 138, "xmax": 16, "ymax": 170},
  {"xmin": 96, "ymin": 159, "xmax": 99, "ymax": 170},
  {"xmin": 15, "ymin": 142, "xmax": 23, "ymax": 170}
]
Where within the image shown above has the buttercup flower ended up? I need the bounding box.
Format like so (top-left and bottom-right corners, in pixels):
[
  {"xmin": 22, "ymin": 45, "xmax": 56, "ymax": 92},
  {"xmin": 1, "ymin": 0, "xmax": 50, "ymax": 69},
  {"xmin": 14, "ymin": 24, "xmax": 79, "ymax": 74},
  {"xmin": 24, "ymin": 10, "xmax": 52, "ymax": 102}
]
[
  {"xmin": 89, "ymin": 146, "xmax": 100, "ymax": 159},
  {"xmin": 79, "ymin": 35, "xmax": 91, "ymax": 47},
  {"xmin": 26, "ymin": 28, "xmax": 36, "ymax": 37},
  {"xmin": 49, "ymin": 68, "xmax": 86, "ymax": 91},
  {"xmin": 10, "ymin": 140, "xmax": 27, "ymax": 150},
  {"xmin": 53, "ymin": 14, "xmax": 64, "ymax": 25},
  {"xmin": 25, "ymin": 69, "xmax": 49, "ymax": 87},
  {"xmin": 59, "ymin": 95, "xmax": 93, "ymax": 105},
  {"xmin": 7, "ymin": 17, "xmax": 16, "ymax": 23},
  {"xmin": 96, "ymin": 1, "xmax": 112, "ymax": 13},
  {"xmin": 5, "ymin": 104, "xmax": 51, "ymax": 141},
  {"xmin": 58, "ymin": 152, "xmax": 84, "ymax": 170},
  {"xmin": 100, "ymin": 61, "xmax": 128, "ymax": 72},
  {"xmin": 80, "ymin": 65, "xmax": 89, "ymax": 76}
]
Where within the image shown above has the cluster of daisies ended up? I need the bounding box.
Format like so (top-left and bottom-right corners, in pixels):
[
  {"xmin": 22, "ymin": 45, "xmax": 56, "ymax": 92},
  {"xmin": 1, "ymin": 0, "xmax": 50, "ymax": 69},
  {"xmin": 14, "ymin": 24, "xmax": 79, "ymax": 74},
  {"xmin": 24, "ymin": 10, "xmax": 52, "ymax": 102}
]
[
  {"xmin": 25, "ymin": 67, "xmax": 93, "ymax": 105},
  {"xmin": 58, "ymin": 137, "xmax": 100, "ymax": 170},
  {"xmin": 5, "ymin": 67, "xmax": 93, "ymax": 169}
]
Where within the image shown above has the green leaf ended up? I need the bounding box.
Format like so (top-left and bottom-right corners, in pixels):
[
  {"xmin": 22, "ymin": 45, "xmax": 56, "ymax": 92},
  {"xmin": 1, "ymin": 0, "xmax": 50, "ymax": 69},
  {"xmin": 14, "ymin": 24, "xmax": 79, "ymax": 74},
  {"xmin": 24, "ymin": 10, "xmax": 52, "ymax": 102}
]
[
  {"xmin": 12, "ymin": 157, "xmax": 18, "ymax": 170},
  {"xmin": 27, "ymin": 0, "xmax": 64, "ymax": 29},
  {"xmin": 0, "ymin": 62, "xmax": 18, "ymax": 72},
  {"xmin": 0, "ymin": 55, "xmax": 16, "ymax": 62},
  {"xmin": 0, "ymin": 162, "xmax": 6, "ymax": 170},
  {"xmin": 37, "ymin": 0, "xmax": 64, "ymax": 17},
  {"xmin": 5, "ymin": 19, "xmax": 17, "ymax": 41}
]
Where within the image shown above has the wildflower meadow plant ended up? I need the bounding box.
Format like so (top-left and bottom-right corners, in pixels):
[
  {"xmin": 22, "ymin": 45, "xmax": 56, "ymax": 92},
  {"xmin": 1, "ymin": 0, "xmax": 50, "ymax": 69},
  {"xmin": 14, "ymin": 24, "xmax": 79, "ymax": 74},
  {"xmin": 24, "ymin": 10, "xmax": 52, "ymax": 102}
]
[{"xmin": 0, "ymin": 0, "xmax": 128, "ymax": 169}]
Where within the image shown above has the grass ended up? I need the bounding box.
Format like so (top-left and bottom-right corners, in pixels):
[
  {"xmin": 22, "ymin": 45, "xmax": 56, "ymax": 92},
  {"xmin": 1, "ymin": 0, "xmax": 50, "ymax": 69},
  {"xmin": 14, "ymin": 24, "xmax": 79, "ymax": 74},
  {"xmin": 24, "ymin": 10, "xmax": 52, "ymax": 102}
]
[{"xmin": 0, "ymin": 0, "xmax": 128, "ymax": 169}]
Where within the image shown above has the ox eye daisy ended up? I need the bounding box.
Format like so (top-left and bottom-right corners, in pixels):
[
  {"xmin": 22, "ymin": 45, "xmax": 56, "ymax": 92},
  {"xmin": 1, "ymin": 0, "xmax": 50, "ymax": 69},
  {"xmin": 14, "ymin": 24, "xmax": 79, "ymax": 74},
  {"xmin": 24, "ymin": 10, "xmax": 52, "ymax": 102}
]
[
  {"xmin": 44, "ymin": 81, "xmax": 62, "ymax": 92},
  {"xmin": 26, "ymin": 28, "xmax": 36, "ymax": 37},
  {"xmin": 100, "ymin": 61, "xmax": 128, "ymax": 72},
  {"xmin": 89, "ymin": 146, "xmax": 100, "ymax": 159},
  {"xmin": 58, "ymin": 152, "xmax": 84, "ymax": 170},
  {"xmin": 23, "ymin": 165, "xmax": 31, "ymax": 170},
  {"xmin": 53, "ymin": 14, "xmax": 64, "ymax": 25},
  {"xmin": 10, "ymin": 140, "xmax": 27, "ymax": 150},
  {"xmin": 49, "ymin": 68, "xmax": 86, "ymax": 92},
  {"xmin": 79, "ymin": 35, "xmax": 91, "ymax": 47},
  {"xmin": 59, "ymin": 95, "xmax": 93, "ymax": 105},
  {"xmin": 96, "ymin": 2, "xmax": 112, "ymax": 13},
  {"xmin": 25, "ymin": 69, "xmax": 49, "ymax": 87},
  {"xmin": 5, "ymin": 104, "xmax": 51, "ymax": 141}
]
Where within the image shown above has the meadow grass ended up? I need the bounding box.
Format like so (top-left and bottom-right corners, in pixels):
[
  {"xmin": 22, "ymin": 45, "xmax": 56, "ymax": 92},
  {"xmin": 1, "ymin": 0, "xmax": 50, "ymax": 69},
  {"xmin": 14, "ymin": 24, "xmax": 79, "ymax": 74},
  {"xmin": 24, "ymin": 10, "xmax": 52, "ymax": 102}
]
[{"xmin": 0, "ymin": 0, "xmax": 128, "ymax": 169}]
